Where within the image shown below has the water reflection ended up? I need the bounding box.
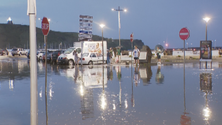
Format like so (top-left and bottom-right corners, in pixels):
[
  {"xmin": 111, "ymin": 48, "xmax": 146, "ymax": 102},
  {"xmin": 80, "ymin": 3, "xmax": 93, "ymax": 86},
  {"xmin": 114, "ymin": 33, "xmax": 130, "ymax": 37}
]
[
  {"xmin": 155, "ymin": 66, "xmax": 164, "ymax": 84},
  {"xmin": 3, "ymin": 60, "xmax": 222, "ymax": 124},
  {"xmin": 200, "ymin": 72, "xmax": 212, "ymax": 124},
  {"xmin": 107, "ymin": 66, "xmax": 113, "ymax": 81},
  {"xmin": 134, "ymin": 67, "xmax": 140, "ymax": 87},
  {"xmin": 0, "ymin": 60, "xmax": 30, "ymax": 90},
  {"xmin": 140, "ymin": 65, "xmax": 152, "ymax": 85},
  {"xmin": 180, "ymin": 64, "xmax": 191, "ymax": 125}
]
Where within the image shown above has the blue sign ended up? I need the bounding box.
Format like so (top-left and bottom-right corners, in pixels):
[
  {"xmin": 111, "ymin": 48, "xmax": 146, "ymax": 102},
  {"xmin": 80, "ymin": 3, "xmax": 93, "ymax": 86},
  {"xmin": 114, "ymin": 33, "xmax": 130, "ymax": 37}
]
[{"xmin": 79, "ymin": 30, "xmax": 92, "ymax": 34}]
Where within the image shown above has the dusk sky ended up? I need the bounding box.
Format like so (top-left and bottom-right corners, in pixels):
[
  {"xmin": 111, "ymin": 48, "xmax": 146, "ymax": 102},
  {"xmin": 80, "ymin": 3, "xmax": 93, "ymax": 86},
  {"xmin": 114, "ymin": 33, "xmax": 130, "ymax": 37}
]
[{"xmin": 1, "ymin": 0, "xmax": 222, "ymax": 49}]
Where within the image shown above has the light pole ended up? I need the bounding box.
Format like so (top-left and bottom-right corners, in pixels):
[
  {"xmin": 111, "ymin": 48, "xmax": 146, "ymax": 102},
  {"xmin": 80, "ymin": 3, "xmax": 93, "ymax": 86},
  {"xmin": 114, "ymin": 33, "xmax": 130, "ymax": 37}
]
[
  {"xmin": 100, "ymin": 24, "xmax": 105, "ymax": 64},
  {"xmin": 203, "ymin": 17, "xmax": 210, "ymax": 41},
  {"xmin": 112, "ymin": 6, "xmax": 127, "ymax": 47},
  {"xmin": 214, "ymin": 39, "xmax": 216, "ymax": 49}
]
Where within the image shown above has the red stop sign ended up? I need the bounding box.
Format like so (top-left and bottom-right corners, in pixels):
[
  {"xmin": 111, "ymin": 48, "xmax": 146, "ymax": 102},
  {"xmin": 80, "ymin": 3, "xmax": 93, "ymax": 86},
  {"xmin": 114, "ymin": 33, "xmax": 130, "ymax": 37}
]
[
  {"xmin": 179, "ymin": 28, "xmax": 189, "ymax": 40},
  {"xmin": 41, "ymin": 17, "xmax": 50, "ymax": 36}
]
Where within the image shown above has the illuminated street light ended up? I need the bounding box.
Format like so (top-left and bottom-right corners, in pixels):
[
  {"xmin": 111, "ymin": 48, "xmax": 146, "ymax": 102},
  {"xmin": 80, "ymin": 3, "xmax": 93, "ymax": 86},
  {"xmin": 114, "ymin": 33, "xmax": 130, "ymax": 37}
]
[
  {"xmin": 203, "ymin": 17, "xmax": 210, "ymax": 41},
  {"xmin": 203, "ymin": 17, "xmax": 210, "ymax": 23},
  {"xmin": 112, "ymin": 6, "xmax": 127, "ymax": 47},
  {"xmin": 7, "ymin": 17, "xmax": 12, "ymax": 21},
  {"xmin": 100, "ymin": 24, "xmax": 105, "ymax": 64}
]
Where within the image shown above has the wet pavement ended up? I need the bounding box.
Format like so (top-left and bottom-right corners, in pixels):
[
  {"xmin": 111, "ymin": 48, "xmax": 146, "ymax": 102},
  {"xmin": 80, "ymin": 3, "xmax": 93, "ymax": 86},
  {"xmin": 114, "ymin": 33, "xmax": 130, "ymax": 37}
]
[{"xmin": 0, "ymin": 59, "xmax": 222, "ymax": 125}]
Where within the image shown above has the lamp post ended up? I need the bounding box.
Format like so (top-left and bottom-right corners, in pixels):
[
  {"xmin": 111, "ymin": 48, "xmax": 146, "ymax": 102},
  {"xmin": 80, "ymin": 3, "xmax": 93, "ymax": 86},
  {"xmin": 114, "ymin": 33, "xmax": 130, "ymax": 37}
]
[
  {"xmin": 112, "ymin": 6, "xmax": 127, "ymax": 47},
  {"xmin": 100, "ymin": 24, "xmax": 105, "ymax": 64},
  {"xmin": 203, "ymin": 17, "xmax": 210, "ymax": 41}
]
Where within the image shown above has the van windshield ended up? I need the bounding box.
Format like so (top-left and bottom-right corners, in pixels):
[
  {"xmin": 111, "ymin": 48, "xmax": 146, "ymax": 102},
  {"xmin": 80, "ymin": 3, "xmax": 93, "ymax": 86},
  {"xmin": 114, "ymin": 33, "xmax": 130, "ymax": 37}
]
[{"xmin": 64, "ymin": 48, "xmax": 75, "ymax": 54}]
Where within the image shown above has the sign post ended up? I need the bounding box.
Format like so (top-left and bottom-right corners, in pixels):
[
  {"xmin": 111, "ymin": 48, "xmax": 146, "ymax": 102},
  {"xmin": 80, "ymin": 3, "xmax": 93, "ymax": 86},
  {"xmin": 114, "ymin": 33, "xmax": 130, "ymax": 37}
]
[
  {"xmin": 130, "ymin": 33, "xmax": 133, "ymax": 64},
  {"xmin": 41, "ymin": 17, "xmax": 50, "ymax": 95},
  {"xmin": 79, "ymin": 15, "xmax": 93, "ymax": 66},
  {"xmin": 179, "ymin": 27, "xmax": 190, "ymax": 63}
]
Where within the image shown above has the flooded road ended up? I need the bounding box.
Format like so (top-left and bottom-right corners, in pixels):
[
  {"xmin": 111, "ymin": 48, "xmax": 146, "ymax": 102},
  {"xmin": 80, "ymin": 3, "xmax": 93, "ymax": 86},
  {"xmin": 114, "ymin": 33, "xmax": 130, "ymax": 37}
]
[{"xmin": 0, "ymin": 59, "xmax": 222, "ymax": 125}]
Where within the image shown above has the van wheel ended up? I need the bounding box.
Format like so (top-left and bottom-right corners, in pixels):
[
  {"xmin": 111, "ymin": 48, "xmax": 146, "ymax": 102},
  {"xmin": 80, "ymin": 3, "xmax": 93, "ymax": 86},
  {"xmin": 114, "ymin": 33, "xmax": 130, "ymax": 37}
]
[
  {"xmin": 68, "ymin": 60, "xmax": 74, "ymax": 65},
  {"xmin": 88, "ymin": 61, "xmax": 93, "ymax": 65}
]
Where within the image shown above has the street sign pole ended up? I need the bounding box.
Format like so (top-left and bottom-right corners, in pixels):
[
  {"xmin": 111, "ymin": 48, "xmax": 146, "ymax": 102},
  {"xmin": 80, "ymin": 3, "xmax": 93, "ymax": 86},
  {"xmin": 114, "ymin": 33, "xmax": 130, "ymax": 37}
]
[
  {"xmin": 184, "ymin": 40, "xmax": 185, "ymax": 64},
  {"xmin": 130, "ymin": 33, "xmax": 133, "ymax": 65},
  {"xmin": 44, "ymin": 35, "xmax": 47, "ymax": 88},
  {"xmin": 41, "ymin": 17, "xmax": 49, "ymax": 113},
  {"xmin": 179, "ymin": 27, "xmax": 190, "ymax": 64}
]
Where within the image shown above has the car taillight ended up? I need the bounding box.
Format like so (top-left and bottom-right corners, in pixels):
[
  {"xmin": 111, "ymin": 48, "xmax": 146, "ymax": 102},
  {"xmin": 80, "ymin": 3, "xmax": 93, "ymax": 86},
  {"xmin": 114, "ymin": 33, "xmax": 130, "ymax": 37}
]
[{"xmin": 82, "ymin": 58, "xmax": 85, "ymax": 60}]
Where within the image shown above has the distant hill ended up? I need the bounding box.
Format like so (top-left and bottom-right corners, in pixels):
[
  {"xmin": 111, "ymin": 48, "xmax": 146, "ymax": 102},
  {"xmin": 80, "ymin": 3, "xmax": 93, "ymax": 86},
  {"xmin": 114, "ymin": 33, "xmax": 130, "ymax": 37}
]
[{"xmin": 0, "ymin": 24, "xmax": 144, "ymax": 50}]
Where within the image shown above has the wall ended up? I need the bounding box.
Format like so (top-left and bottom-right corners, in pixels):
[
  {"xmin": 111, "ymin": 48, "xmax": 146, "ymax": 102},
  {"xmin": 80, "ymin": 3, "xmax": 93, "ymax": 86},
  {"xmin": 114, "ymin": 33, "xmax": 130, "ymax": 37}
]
[{"xmin": 172, "ymin": 50, "xmax": 219, "ymax": 56}]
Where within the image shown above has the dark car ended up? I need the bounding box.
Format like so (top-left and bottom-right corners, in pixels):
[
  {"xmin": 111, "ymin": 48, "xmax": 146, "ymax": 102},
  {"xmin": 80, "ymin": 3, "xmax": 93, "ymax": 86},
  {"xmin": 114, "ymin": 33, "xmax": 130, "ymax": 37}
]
[
  {"xmin": 51, "ymin": 50, "xmax": 64, "ymax": 64},
  {"xmin": 27, "ymin": 50, "xmax": 39, "ymax": 60},
  {"xmin": 27, "ymin": 51, "xmax": 30, "ymax": 59},
  {"xmin": 46, "ymin": 52, "xmax": 53, "ymax": 62},
  {"xmin": 0, "ymin": 49, "xmax": 8, "ymax": 55}
]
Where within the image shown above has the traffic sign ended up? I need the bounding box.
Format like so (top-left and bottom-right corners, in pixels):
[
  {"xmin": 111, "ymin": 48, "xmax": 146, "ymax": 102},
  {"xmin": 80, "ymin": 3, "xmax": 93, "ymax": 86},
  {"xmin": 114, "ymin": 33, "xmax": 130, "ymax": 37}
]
[
  {"xmin": 79, "ymin": 30, "xmax": 92, "ymax": 34},
  {"xmin": 179, "ymin": 28, "xmax": 189, "ymax": 40},
  {"xmin": 130, "ymin": 33, "xmax": 133, "ymax": 42},
  {"xmin": 41, "ymin": 17, "xmax": 50, "ymax": 36}
]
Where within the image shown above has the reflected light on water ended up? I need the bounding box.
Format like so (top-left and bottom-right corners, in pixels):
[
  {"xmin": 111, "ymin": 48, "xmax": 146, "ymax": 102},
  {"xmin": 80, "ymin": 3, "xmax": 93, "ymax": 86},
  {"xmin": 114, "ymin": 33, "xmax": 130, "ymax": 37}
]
[
  {"xmin": 79, "ymin": 85, "xmax": 84, "ymax": 96},
  {"xmin": 49, "ymin": 82, "xmax": 54, "ymax": 100},
  {"xmin": 100, "ymin": 93, "xmax": 107, "ymax": 110},
  {"xmin": 113, "ymin": 103, "xmax": 116, "ymax": 110},
  {"xmin": 9, "ymin": 80, "xmax": 14, "ymax": 90},
  {"xmin": 125, "ymin": 99, "xmax": 128, "ymax": 109},
  {"xmin": 203, "ymin": 106, "xmax": 211, "ymax": 121}
]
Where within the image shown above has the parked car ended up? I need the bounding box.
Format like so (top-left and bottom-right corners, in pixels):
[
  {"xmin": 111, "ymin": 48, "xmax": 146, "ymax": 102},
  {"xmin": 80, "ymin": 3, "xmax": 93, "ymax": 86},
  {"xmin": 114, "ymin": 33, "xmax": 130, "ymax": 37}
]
[
  {"xmin": 11, "ymin": 48, "xmax": 26, "ymax": 56},
  {"xmin": 27, "ymin": 50, "xmax": 38, "ymax": 59},
  {"xmin": 79, "ymin": 52, "xmax": 104, "ymax": 65},
  {"xmin": 0, "ymin": 49, "xmax": 8, "ymax": 55},
  {"xmin": 27, "ymin": 50, "xmax": 30, "ymax": 59},
  {"xmin": 51, "ymin": 50, "xmax": 64, "ymax": 64},
  {"xmin": 37, "ymin": 51, "xmax": 45, "ymax": 60},
  {"xmin": 57, "ymin": 47, "xmax": 81, "ymax": 65},
  {"xmin": 46, "ymin": 52, "xmax": 53, "ymax": 62}
]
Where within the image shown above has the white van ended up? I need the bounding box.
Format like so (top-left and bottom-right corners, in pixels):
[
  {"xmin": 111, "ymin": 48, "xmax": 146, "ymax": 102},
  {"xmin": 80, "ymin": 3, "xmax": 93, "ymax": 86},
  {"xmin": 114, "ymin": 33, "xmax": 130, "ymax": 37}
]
[
  {"xmin": 57, "ymin": 47, "xmax": 81, "ymax": 65},
  {"xmin": 57, "ymin": 41, "xmax": 107, "ymax": 65}
]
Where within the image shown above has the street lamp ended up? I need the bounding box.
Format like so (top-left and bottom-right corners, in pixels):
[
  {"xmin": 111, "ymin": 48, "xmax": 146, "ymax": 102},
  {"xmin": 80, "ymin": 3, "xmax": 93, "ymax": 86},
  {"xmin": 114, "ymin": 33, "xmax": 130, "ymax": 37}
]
[
  {"xmin": 112, "ymin": 6, "xmax": 127, "ymax": 47},
  {"xmin": 203, "ymin": 17, "xmax": 210, "ymax": 41},
  {"xmin": 100, "ymin": 24, "xmax": 105, "ymax": 64},
  {"xmin": 165, "ymin": 43, "xmax": 168, "ymax": 50}
]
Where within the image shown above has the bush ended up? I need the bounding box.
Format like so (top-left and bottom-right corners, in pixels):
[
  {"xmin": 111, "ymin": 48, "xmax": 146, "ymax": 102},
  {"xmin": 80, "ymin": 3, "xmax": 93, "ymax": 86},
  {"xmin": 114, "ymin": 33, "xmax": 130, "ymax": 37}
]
[{"xmin": 178, "ymin": 55, "xmax": 181, "ymax": 57}]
